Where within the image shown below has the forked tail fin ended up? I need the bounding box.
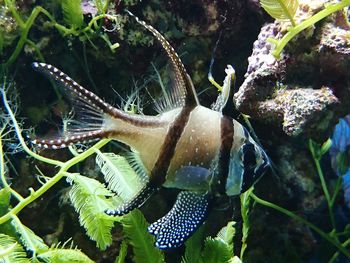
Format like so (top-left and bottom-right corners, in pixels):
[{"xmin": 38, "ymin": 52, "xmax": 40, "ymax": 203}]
[{"xmin": 31, "ymin": 62, "xmax": 117, "ymax": 149}]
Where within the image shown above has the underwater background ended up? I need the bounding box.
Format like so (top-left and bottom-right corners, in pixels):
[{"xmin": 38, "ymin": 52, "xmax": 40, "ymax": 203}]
[{"xmin": 1, "ymin": 0, "xmax": 350, "ymax": 262}]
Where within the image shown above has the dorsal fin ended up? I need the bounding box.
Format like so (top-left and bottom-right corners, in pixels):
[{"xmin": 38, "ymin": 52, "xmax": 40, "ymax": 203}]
[
  {"xmin": 211, "ymin": 65, "xmax": 236, "ymax": 115},
  {"xmin": 126, "ymin": 11, "xmax": 199, "ymax": 109}
]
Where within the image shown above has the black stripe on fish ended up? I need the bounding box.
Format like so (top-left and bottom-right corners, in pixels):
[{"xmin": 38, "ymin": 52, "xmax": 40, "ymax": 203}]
[
  {"xmin": 216, "ymin": 116, "xmax": 234, "ymax": 194},
  {"xmin": 240, "ymin": 142, "xmax": 258, "ymax": 193},
  {"xmin": 150, "ymin": 105, "xmax": 195, "ymax": 186},
  {"xmin": 105, "ymin": 183, "xmax": 158, "ymax": 216}
]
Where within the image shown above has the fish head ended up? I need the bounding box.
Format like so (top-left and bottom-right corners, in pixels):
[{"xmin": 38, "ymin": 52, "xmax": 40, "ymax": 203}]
[{"xmin": 225, "ymin": 136, "xmax": 270, "ymax": 196}]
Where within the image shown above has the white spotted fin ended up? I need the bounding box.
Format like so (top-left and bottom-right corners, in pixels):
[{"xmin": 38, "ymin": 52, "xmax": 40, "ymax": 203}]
[{"xmin": 148, "ymin": 191, "xmax": 210, "ymax": 249}]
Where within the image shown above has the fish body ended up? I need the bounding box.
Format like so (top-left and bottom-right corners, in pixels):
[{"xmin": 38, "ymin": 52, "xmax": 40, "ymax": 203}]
[{"xmin": 31, "ymin": 13, "xmax": 269, "ymax": 250}]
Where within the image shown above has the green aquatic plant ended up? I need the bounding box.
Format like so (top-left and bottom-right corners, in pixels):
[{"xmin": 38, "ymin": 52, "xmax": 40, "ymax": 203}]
[
  {"xmin": 67, "ymin": 173, "xmax": 117, "ymax": 250},
  {"xmin": 260, "ymin": 0, "xmax": 350, "ymax": 58},
  {"xmin": 121, "ymin": 210, "xmax": 165, "ymax": 263},
  {"xmin": 2, "ymin": 0, "xmax": 119, "ymax": 68},
  {"xmin": 182, "ymin": 221, "xmax": 238, "ymax": 263},
  {"xmin": 249, "ymin": 139, "xmax": 350, "ymax": 262},
  {"xmin": 61, "ymin": 0, "xmax": 84, "ymax": 29},
  {"xmin": 260, "ymin": 0, "xmax": 299, "ymax": 26},
  {"xmin": 0, "ymin": 233, "xmax": 29, "ymax": 263}
]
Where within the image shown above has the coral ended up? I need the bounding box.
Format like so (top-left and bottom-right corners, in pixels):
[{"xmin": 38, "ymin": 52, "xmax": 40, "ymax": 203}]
[{"xmin": 234, "ymin": 0, "xmax": 350, "ymax": 140}]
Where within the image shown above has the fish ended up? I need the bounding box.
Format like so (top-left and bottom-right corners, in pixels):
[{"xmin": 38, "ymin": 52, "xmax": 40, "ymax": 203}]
[{"xmin": 31, "ymin": 13, "xmax": 270, "ymax": 250}]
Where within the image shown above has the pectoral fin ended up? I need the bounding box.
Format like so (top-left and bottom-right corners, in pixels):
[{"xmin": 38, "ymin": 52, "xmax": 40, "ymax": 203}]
[
  {"xmin": 148, "ymin": 191, "xmax": 211, "ymax": 249},
  {"xmin": 105, "ymin": 183, "xmax": 158, "ymax": 216},
  {"xmin": 164, "ymin": 166, "xmax": 212, "ymax": 191}
]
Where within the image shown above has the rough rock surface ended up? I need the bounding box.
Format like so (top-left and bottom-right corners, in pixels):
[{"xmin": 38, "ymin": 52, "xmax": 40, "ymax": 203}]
[{"xmin": 234, "ymin": 0, "xmax": 350, "ymax": 139}]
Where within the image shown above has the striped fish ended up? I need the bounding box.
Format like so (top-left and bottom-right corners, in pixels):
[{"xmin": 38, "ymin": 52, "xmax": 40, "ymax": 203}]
[{"xmin": 31, "ymin": 13, "xmax": 269, "ymax": 250}]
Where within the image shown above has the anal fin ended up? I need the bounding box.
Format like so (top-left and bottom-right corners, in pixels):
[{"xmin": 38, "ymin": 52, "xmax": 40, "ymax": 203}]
[
  {"xmin": 105, "ymin": 183, "xmax": 158, "ymax": 216},
  {"xmin": 148, "ymin": 191, "xmax": 211, "ymax": 249}
]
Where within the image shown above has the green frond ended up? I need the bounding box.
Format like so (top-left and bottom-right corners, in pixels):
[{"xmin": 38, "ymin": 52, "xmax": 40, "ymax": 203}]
[
  {"xmin": 37, "ymin": 247, "xmax": 94, "ymax": 263},
  {"xmin": 182, "ymin": 222, "xmax": 235, "ymax": 263},
  {"xmin": 240, "ymin": 188, "xmax": 253, "ymax": 259},
  {"xmin": 0, "ymin": 188, "xmax": 11, "ymax": 215},
  {"xmin": 201, "ymin": 237, "xmax": 232, "ymax": 263},
  {"xmin": 121, "ymin": 210, "xmax": 165, "ymax": 263},
  {"xmin": 0, "ymin": 189, "xmax": 16, "ymax": 237},
  {"xmin": 68, "ymin": 173, "xmax": 120, "ymax": 250},
  {"xmin": 61, "ymin": 0, "xmax": 84, "ymax": 29},
  {"xmin": 11, "ymin": 216, "xmax": 48, "ymax": 254},
  {"xmin": 126, "ymin": 150, "xmax": 149, "ymax": 183},
  {"xmin": 217, "ymin": 221, "xmax": 235, "ymax": 253},
  {"xmin": 232, "ymin": 256, "xmax": 243, "ymax": 263},
  {"xmin": 181, "ymin": 226, "xmax": 204, "ymax": 263},
  {"xmin": 0, "ymin": 234, "xmax": 30, "ymax": 263},
  {"xmin": 114, "ymin": 240, "xmax": 128, "ymax": 263},
  {"xmin": 96, "ymin": 151, "xmax": 145, "ymax": 201},
  {"xmin": 260, "ymin": 0, "xmax": 299, "ymax": 26}
]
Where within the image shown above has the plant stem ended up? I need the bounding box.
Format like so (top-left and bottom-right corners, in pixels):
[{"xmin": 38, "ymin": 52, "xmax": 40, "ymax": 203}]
[
  {"xmin": 4, "ymin": 6, "xmax": 60, "ymax": 67},
  {"xmin": 315, "ymin": 154, "xmax": 337, "ymax": 230},
  {"xmin": 1, "ymin": 87, "xmax": 63, "ymax": 166},
  {"xmin": 328, "ymin": 239, "xmax": 350, "ymax": 263},
  {"xmin": 309, "ymin": 140, "xmax": 337, "ymax": 236},
  {"xmin": 4, "ymin": 0, "xmax": 25, "ymax": 28},
  {"xmin": 240, "ymin": 188, "xmax": 252, "ymax": 260},
  {"xmin": 250, "ymin": 193, "xmax": 350, "ymax": 259},
  {"xmin": 330, "ymin": 177, "xmax": 343, "ymax": 207},
  {"xmin": 0, "ymin": 129, "xmax": 24, "ymax": 201},
  {"xmin": 0, "ymin": 139, "xmax": 110, "ymax": 224}
]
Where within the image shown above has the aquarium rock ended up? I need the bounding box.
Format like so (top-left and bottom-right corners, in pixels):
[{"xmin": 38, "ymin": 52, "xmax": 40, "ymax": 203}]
[{"xmin": 234, "ymin": 0, "xmax": 350, "ymax": 139}]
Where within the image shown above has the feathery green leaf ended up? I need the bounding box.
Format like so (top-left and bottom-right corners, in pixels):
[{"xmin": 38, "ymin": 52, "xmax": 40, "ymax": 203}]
[
  {"xmin": 121, "ymin": 210, "xmax": 165, "ymax": 263},
  {"xmin": 37, "ymin": 248, "xmax": 95, "ymax": 263},
  {"xmin": 68, "ymin": 173, "xmax": 120, "ymax": 250},
  {"xmin": 114, "ymin": 240, "xmax": 128, "ymax": 263},
  {"xmin": 0, "ymin": 189, "xmax": 16, "ymax": 237},
  {"xmin": 0, "ymin": 234, "xmax": 30, "ymax": 263},
  {"xmin": 260, "ymin": 0, "xmax": 299, "ymax": 26},
  {"xmin": 217, "ymin": 221, "xmax": 235, "ymax": 253},
  {"xmin": 181, "ymin": 226, "xmax": 204, "ymax": 263},
  {"xmin": 96, "ymin": 151, "xmax": 145, "ymax": 201},
  {"xmin": 11, "ymin": 216, "xmax": 48, "ymax": 254},
  {"xmin": 61, "ymin": 0, "xmax": 84, "ymax": 28},
  {"xmin": 126, "ymin": 150, "xmax": 149, "ymax": 183},
  {"xmin": 201, "ymin": 237, "xmax": 232, "ymax": 263}
]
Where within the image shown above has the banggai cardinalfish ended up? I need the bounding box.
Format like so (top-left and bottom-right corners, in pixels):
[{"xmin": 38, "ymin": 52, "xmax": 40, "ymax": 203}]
[{"xmin": 31, "ymin": 12, "xmax": 270, "ymax": 250}]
